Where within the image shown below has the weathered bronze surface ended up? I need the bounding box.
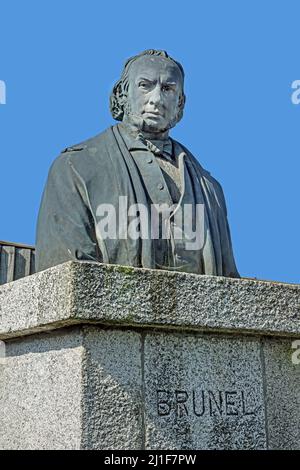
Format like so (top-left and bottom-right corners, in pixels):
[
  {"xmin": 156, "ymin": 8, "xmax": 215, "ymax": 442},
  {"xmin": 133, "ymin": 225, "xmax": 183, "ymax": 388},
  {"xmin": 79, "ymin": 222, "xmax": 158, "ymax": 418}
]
[{"xmin": 36, "ymin": 50, "xmax": 239, "ymax": 277}]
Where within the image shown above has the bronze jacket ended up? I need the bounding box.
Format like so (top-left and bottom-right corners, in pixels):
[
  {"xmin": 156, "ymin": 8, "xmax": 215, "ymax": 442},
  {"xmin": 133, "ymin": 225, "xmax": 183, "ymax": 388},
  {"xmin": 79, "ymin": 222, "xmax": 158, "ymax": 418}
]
[{"xmin": 36, "ymin": 124, "xmax": 239, "ymax": 277}]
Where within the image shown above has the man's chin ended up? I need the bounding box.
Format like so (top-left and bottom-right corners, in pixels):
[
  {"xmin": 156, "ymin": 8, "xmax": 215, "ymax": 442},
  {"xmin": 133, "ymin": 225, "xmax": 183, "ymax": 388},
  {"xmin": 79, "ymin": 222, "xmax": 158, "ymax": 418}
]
[
  {"xmin": 143, "ymin": 123, "xmax": 164, "ymax": 133},
  {"xmin": 143, "ymin": 117, "xmax": 169, "ymax": 133},
  {"xmin": 124, "ymin": 112, "xmax": 172, "ymax": 134}
]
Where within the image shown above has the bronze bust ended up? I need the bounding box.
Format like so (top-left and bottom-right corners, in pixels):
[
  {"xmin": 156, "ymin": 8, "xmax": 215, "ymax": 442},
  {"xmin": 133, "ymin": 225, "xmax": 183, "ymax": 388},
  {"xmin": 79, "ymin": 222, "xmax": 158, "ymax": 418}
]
[{"xmin": 36, "ymin": 50, "xmax": 239, "ymax": 277}]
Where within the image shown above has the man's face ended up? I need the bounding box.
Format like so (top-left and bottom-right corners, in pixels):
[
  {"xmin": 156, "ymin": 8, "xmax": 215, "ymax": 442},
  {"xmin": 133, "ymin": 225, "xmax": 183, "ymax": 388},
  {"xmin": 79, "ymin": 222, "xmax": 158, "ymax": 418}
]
[{"xmin": 125, "ymin": 56, "xmax": 183, "ymax": 134}]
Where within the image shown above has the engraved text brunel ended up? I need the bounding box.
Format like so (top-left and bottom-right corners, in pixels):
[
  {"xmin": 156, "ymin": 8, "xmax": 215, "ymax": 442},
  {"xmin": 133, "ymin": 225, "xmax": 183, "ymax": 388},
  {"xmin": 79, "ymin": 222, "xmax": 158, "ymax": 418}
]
[{"xmin": 157, "ymin": 389, "xmax": 256, "ymax": 418}]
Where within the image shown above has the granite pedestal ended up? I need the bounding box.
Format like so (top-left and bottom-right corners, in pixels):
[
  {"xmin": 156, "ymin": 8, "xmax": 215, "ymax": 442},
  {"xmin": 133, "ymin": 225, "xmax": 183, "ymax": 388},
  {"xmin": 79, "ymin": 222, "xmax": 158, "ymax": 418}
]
[{"xmin": 0, "ymin": 262, "xmax": 299, "ymax": 449}]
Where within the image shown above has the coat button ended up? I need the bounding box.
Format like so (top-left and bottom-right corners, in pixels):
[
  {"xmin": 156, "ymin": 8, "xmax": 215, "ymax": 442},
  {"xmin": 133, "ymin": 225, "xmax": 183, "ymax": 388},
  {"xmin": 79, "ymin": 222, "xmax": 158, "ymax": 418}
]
[
  {"xmin": 158, "ymin": 183, "xmax": 164, "ymax": 190},
  {"xmin": 147, "ymin": 157, "xmax": 153, "ymax": 164}
]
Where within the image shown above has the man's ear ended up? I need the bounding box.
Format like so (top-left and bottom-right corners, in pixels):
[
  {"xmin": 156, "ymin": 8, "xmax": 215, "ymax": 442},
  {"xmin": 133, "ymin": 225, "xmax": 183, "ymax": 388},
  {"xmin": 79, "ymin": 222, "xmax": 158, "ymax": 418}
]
[
  {"xmin": 178, "ymin": 94, "xmax": 186, "ymax": 109},
  {"xmin": 176, "ymin": 94, "xmax": 186, "ymax": 123}
]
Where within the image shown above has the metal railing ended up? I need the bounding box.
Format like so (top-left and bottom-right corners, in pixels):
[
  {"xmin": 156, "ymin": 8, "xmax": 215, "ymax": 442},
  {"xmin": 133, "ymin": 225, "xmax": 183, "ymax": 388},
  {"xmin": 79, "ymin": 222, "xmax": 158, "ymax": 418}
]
[{"xmin": 0, "ymin": 241, "xmax": 35, "ymax": 285}]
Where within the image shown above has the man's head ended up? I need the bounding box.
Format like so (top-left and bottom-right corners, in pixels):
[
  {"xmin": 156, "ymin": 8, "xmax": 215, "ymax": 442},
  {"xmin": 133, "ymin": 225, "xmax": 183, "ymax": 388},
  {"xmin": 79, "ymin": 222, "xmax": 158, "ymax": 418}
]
[{"xmin": 110, "ymin": 50, "xmax": 186, "ymax": 135}]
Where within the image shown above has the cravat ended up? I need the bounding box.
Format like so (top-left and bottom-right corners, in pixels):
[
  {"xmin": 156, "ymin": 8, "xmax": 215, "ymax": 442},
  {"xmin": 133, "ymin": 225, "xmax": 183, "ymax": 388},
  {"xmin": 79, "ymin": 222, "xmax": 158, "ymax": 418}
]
[{"xmin": 138, "ymin": 134, "xmax": 173, "ymax": 161}]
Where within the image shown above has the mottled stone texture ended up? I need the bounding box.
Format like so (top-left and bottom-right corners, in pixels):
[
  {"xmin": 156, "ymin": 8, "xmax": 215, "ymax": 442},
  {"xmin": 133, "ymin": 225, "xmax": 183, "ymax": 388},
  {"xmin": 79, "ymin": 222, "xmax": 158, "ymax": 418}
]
[
  {"xmin": 1, "ymin": 261, "xmax": 300, "ymax": 340},
  {"xmin": 144, "ymin": 333, "xmax": 266, "ymax": 450},
  {"xmin": 263, "ymin": 338, "xmax": 300, "ymax": 449},
  {"xmin": 0, "ymin": 327, "xmax": 143, "ymax": 450},
  {"xmin": 0, "ymin": 329, "xmax": 83, "ymax": 450},
  {"xmin": 0, "ymin": 262, "xmax": 299, "ymax": 449},
  {"xmin": 81, "ymin": 328, "xmax": 143, "ymax": 449}
]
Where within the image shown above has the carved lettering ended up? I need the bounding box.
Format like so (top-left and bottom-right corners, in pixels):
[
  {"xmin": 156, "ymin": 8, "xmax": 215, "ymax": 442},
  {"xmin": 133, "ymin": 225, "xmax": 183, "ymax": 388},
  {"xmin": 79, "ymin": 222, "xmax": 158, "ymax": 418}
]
[
  {"xmin": 175, "ymin": 390, "xmax": 189, "ymax": 417},
  {"xmin": 208, "ymin": 390, "xmax": 223, "ymax": 416},
  {"xmin": 241, "ymin": 390, "xmax": 255, "ymax": 415},
  {"xmin": 157, "ymin": 390, "xmax": 171, "ymax": 416},
  {"xmin": 225, "ymin": 391, "xmax": 238, "ymax": 416},
  {"xmin": 156, "ymin": 388, "xmax": 256, "ymax": 418},
  {"xmin": 192, "ymin": 390, "xmax": 205, "ymax": 417}
]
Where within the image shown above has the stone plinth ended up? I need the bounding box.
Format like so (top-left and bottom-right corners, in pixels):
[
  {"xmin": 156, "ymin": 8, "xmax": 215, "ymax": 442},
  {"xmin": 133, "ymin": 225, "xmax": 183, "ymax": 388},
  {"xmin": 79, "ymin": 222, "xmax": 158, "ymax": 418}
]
[{"xmin": 0, "ymin": 261, "xmax": 299, "ymax": 450}]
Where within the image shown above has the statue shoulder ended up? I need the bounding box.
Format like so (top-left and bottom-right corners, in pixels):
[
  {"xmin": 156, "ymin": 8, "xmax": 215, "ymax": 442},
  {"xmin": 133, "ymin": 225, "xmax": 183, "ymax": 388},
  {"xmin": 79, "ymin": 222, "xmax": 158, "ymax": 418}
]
[
  {"xmin": 49, "ymin": 126, "xmax": 114, "ymax": 176},
  {"xmin": 61, "ymin": 127, "xmax": 113, "ymax": 158}
]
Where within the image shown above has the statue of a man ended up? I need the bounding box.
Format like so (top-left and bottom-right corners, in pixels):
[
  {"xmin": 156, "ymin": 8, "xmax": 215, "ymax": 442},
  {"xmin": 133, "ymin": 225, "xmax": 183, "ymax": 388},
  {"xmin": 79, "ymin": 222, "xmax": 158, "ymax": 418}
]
[{"xmin": 36, "ymin": 49, "xmax": 239, "ymax": 277}]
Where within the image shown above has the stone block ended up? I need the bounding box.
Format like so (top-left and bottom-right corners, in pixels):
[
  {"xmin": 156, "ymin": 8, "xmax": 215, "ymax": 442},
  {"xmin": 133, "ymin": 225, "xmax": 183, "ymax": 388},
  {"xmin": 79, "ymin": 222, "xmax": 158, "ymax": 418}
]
[
  {"xmin": 144, "ymin": 332, "xmax": 266, "ymax": 450},
  {"xmin": 0, "ymin": 329, "xmax": 83, "ymax": 449},
  {"xmin": 81, "ymin": 327, "xmax": 143, "ymax": 450},
  {"xmin": 263, "ymin": 338, "xmax": 300, "ymax": 450},
  {"xmin": 0, "ymin": 262, "xmax": 299, "ymax": 449}
]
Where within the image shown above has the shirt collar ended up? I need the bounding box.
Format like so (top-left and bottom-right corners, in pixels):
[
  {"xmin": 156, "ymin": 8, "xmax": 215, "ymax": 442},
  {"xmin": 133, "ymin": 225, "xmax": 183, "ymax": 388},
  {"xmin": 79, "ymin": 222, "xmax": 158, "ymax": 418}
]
[
  {"xmin": 118, "ymin": 123, "xmax": 173, "ymax": 159},
  {"xmin": 118, "ymin": 124, "xmax": 148, "ymax": 151}
]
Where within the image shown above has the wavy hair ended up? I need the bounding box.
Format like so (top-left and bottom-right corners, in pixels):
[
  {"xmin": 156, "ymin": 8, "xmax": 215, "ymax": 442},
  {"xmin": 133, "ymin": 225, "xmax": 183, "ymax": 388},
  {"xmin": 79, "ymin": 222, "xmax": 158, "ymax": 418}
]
[{"xmin": 110, "ymin": 49, "xmax": 186, "ymax": 123}]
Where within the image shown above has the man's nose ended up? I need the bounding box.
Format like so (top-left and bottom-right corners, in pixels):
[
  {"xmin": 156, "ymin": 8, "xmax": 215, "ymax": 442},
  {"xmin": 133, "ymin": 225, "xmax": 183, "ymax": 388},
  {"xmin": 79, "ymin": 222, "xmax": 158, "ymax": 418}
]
[{"xmin": 148, "ymin": 85, "xmax": 162, "ymax": 106}]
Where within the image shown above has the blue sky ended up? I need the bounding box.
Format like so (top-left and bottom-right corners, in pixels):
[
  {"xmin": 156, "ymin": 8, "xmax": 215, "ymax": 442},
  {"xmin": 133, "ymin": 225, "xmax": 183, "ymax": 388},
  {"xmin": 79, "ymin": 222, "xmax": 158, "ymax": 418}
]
[{"xmin": 0, "ymin": 0, "xmax": 299, "ymax": 283}]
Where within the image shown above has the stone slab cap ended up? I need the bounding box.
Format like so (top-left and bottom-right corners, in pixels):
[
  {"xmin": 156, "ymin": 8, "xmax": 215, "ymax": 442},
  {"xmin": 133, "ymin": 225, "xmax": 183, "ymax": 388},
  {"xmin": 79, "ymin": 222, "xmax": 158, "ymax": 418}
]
[{"xmin": 0, "ymin": 261, "xmax": 299, "ymax": 340}]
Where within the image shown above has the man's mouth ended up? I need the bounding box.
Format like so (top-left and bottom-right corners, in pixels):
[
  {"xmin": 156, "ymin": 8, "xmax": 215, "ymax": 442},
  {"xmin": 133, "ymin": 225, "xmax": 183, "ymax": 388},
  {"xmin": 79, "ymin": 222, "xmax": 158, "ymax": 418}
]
[{"xmin": 143, "ymin": 111, "xmax": 162, "ymax": 117}]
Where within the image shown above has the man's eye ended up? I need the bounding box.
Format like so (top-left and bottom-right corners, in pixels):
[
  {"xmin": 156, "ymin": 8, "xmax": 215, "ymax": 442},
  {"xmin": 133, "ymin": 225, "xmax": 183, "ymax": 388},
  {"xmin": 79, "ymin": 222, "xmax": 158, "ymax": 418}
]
[
  {"xmin": 139, "ymin": 82, "xmax": 149, "ymax": 89},
  {"xmin": 162, "ymin": 85, "xmax": 172, "ymax": 92}
]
